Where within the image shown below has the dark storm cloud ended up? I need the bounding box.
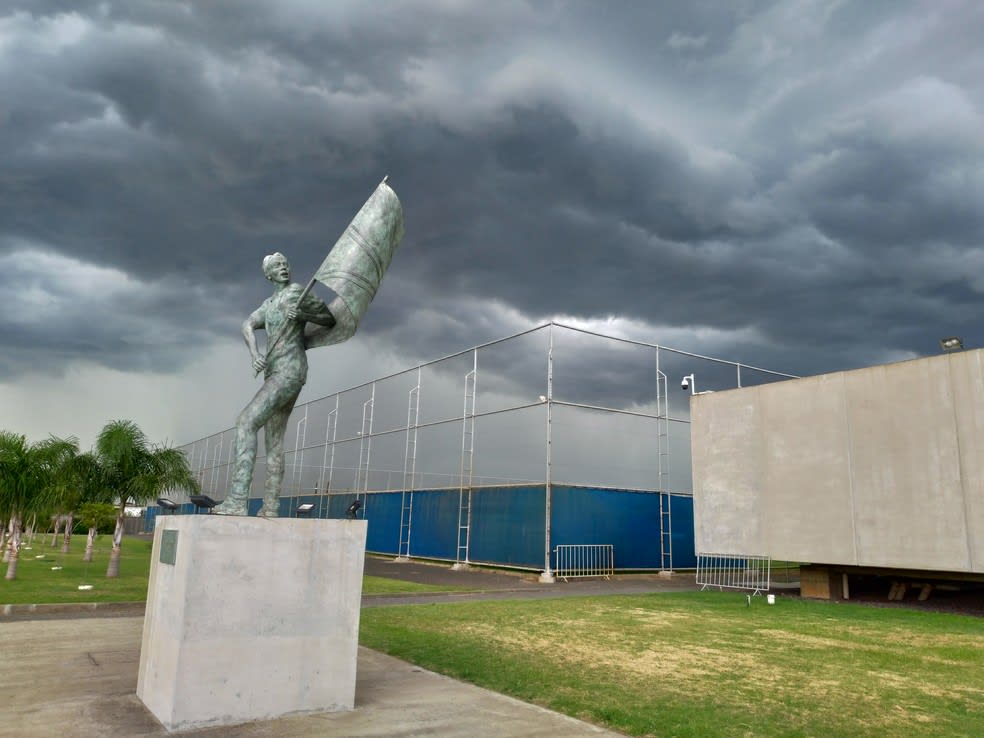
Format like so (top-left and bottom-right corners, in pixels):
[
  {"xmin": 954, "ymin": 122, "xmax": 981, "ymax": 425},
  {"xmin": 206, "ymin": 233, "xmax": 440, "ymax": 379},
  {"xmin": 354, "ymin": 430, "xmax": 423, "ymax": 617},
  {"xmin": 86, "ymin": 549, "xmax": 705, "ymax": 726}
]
[{"xmin": 2, "ymin": 0, "xmax": 984, "ymax": 386}]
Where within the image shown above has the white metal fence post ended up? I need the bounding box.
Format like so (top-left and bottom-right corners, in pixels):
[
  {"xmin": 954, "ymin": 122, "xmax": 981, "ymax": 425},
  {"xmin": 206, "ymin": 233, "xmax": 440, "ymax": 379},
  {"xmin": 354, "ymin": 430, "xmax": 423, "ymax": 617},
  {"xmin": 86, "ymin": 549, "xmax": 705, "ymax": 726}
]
[{"xmin": 540, "ymin": 323, "xmax": 556, "ymax": 583}]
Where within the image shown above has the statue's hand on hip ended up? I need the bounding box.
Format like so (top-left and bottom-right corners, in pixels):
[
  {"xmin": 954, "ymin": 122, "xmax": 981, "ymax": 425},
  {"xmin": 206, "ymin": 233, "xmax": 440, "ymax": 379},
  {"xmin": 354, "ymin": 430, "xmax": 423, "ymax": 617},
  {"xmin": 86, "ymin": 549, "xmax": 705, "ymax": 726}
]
[{"xmin": 252, "ymin": 356, "xmax": 267, "ymax": 374}]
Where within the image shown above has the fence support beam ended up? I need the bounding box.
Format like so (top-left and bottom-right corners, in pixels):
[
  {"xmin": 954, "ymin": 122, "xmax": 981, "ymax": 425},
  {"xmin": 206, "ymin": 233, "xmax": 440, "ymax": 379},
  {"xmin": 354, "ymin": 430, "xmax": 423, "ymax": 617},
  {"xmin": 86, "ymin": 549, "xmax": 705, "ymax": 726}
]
[{"xmin": 540, "ymin": 323, "xmax": 556, "ymax": 583}]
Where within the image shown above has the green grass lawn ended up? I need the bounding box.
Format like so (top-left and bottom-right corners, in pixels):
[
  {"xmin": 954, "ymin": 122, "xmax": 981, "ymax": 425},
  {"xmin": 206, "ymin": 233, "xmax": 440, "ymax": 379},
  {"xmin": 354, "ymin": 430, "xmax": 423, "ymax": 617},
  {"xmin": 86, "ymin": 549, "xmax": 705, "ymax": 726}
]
[
  {"xmin": 0, "ymin": 535, "xmax": 471, "ymax": 603},
  {"xmin": 359, "ymin": 592, "xmax": 984, "ymax": 738},
  {"xmin": 362, "ymin": 574, "xmax": 472, "ymax": 595},
  {"xmin": 0, "ymin": 536, "xmax": 153, "ymax": 604},
  {"xmin": 8, "ymin": 537, "xmax": 982, "ymax": 737}
]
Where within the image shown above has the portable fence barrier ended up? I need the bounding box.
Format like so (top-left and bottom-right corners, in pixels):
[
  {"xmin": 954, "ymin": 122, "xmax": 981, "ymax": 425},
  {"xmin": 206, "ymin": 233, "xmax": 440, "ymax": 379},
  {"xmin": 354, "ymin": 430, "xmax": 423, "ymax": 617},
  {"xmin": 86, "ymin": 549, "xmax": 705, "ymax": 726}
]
[
  {"xmin": 696, "ymin": 553, "xmax": 771, "ymax": 595},
  {"xmin": 554, "ymin": 544, "xmax": 614, "ymax": 581}
]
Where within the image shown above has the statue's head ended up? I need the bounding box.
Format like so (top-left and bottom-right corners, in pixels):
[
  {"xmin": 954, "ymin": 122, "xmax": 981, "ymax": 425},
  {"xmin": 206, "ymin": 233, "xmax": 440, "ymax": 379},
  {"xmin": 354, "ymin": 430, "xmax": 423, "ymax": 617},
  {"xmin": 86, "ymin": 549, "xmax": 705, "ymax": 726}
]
[{"xmin": 262, "ymin": 252, "xmax": 290, "ymax": 282}]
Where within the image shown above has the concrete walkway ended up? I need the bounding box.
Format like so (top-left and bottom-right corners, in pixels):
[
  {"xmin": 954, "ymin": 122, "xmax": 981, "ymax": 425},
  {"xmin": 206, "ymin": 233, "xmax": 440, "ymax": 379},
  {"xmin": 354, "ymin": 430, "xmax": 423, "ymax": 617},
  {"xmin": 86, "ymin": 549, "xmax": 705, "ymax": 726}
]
[
  {"xmin": 1, "ymin": 617, "xmax": 624, "ymax": 737},
  {"xmin": 1, "ymin": 560, "xmax": 698, "ymax": 737}
]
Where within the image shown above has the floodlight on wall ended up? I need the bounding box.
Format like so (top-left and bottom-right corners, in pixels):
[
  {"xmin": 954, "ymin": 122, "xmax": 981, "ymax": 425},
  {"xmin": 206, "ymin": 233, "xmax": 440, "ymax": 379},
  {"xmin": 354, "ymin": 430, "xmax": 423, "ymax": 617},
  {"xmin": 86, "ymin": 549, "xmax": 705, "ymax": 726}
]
[
  {"xmin": 157, "ymin": 498, "xmax": 179, "ymax": 515},
  {"xmin": 681, "ymin": 374, "xmax": 695, "ymax": 395},
  {"xmin": 296, "ymin": 503, "xmax": 315, "ymax": 518},
  {"xmin": 940, "ymin": 336, "xmax": 964, "ymax": 352},
  {"xmin": 346, "ymin": 500, "xmax": 362, "ymax": 519},
  {"xmin": 190, "ymin": 495, "xmax": 217, "ymax": 513}
]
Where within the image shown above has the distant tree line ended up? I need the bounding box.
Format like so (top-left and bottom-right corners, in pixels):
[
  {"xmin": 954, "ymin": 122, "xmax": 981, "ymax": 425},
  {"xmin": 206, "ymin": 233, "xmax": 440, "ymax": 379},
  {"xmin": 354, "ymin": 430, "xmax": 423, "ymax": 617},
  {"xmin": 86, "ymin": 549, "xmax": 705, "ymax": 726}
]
[{"xmin": 0, "ymin": 420, "xmax": 199, "ymax": 581}]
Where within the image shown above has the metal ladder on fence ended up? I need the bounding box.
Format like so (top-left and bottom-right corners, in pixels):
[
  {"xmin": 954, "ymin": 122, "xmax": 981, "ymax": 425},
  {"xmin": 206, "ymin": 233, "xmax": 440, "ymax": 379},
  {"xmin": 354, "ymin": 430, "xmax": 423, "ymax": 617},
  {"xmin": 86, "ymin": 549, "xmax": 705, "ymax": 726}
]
[
  {"xmin": 355, "ymin": 385, "xmax": 375, "ymax": 511},
  {"xmin": 292, "ymin": 409, "xmax": 308, "ymax": 498},
  {"xmin": 208, "ymin": 436, "xmax": 223, "ymax": 495},
  {"xmin": 197, "ymin": 437, "xmax": 209, "ymax": 490},
  {"xmin": 398, "ymin": 372, "xmax": 420, "ymax": 559},
  {"xmin": 317, "ymin": 398, "xmax": 339, "ymax": 518},
  {"xmin": 454, "ymin": 362, "xmax": 477, "ymax": 568},
  {"xmin": 659, "ymin": 493, "xmax": 673, "ymax": 571},
  {"xmin": 656, "ymin": 368, "xmax": 673, "ymax": 571}
]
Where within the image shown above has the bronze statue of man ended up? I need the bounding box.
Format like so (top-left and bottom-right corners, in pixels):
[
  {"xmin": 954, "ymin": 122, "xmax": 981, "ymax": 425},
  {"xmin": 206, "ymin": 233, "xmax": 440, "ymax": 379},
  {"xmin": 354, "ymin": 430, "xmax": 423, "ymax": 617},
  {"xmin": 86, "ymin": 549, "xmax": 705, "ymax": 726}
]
[
  {"xmin": 215, "ymin": 252, "xmax": 336, "ymax": 517},
  {"xmin": 213, "ymin": 178, "xmax": 403, "ymax": 517}
]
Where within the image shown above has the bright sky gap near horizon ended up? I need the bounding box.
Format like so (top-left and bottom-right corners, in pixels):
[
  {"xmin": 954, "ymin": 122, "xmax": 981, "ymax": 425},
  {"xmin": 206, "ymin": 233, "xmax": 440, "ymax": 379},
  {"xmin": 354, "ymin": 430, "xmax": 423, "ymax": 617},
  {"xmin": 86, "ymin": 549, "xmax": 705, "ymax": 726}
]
[{"xmin": 2, "ymin": 1, "xmax": 984, "ymax": 450}]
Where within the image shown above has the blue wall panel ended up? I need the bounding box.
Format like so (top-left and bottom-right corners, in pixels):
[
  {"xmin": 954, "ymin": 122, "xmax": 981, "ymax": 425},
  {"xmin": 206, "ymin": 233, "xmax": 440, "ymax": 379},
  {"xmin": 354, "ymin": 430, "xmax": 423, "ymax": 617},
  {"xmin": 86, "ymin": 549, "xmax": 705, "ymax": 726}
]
[
  {"xmin": 552, "ymin": 486, "xmax": 661, "ymax": 569},
  {"xmin": 143, "ymin": 485, "xmax": 696, "ymax": 571},
  {"xmin": 364, "ymin": 491, "xmax": 402, "ymax": 554},
  {"xmin": 669, "ymin": 493, "xmax": 696, "ymax": 569},
  {"xmin": 326, "ymin": 494, "xmax": 355, "ymax": 519},
  {"xmin": 550, "ymin": 487, "xmax": 695, "ymax": 570},
  {"xmin": 469, "ymin": 486, "xmax": 546, "ymax": 567},
  {"xmin": 406, "ymin": 489, "xmax": 459, "ymax": 560}
]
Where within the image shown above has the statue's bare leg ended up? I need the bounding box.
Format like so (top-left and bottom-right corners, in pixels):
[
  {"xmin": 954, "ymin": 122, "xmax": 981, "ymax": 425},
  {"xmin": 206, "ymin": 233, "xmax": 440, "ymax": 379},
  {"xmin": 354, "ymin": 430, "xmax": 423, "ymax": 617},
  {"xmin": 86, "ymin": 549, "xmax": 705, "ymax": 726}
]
[
  {"xmin": 257, "ymin": 395, "xmax": 300, "ymax": 518},
  {"xmin": 216, "ymin": 377, "xmax": 303, "ymax": 515}
]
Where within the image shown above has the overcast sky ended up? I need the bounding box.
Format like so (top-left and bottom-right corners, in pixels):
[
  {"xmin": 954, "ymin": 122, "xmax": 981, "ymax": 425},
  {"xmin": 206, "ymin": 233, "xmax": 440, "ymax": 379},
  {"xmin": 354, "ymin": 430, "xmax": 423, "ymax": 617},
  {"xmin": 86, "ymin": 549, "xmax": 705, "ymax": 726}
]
[{"xmin": 2, "ymin": 0, "xmax": 984, "ymax": 450}]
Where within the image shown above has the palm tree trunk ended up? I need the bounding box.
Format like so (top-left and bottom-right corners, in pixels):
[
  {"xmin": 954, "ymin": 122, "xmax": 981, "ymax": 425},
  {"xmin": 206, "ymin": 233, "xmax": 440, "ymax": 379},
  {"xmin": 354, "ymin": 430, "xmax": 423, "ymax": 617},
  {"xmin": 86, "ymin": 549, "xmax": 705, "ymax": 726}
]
[
  {"xmin": 2, "ymin": 518, "xmax": 13, "ymax": 563},
  {"xmin": 4, "ymin": 515, "xmax": 21, "ymax": 580},
  {"xmin": 105, "ymin": 501, "xmax": 125, "ymax": 578},
  {"xmin": 26, "ymin": 513, "xmax": 36, "ymax": 546},
  {"xmin": 60, "ymin": 513, "xmax": 74, "ymax": 554},
  {"xmin": 83, "ymin": 527, "xmax": 97, "ymax": 563},
  {"xmin": 50, "ymin": 515, "xmax": 61, "ymax": 547}
]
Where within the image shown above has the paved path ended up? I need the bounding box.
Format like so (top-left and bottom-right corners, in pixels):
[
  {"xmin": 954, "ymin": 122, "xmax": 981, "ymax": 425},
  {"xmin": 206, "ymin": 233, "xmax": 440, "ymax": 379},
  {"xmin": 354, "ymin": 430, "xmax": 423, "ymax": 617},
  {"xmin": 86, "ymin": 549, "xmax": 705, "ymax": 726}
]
[
  {"xmin": 1, "ymin": 617, "xmax": 625, "ymax": 737},
  {"xmin": 1, "ymin": 558, "xmax": 699, "ymax": 737},
  {"xmin": 362, "ymin": 555, "xmax": 700, "ymax": 606}
]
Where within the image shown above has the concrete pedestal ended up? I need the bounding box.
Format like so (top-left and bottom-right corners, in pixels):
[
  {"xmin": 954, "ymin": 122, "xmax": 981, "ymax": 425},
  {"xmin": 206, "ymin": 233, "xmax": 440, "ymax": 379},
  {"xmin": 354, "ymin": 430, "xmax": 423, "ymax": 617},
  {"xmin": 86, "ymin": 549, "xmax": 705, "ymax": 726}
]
[{"xmin": 136, "ymin": 515, "xmax": 367, "ymax": 731}]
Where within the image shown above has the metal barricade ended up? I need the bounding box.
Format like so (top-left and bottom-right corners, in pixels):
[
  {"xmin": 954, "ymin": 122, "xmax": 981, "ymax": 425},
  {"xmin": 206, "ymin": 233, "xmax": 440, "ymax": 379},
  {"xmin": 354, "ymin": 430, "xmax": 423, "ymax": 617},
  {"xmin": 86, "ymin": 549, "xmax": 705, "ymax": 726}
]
[
  {"xmin": 696, "ymin": 552, "xmax": 771, "ymax": 595},
  {"xmin": 554, "ymin": 544, "xmax": 614, "ymax": 581}
]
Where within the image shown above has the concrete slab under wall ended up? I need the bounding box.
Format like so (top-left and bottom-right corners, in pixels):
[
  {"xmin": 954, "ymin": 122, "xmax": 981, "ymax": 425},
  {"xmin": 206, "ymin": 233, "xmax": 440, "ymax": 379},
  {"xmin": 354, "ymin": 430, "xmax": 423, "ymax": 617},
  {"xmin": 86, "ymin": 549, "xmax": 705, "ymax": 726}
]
[{"xmin": 691, "ymin": 349, "xmax": 984, "ymax": 575}]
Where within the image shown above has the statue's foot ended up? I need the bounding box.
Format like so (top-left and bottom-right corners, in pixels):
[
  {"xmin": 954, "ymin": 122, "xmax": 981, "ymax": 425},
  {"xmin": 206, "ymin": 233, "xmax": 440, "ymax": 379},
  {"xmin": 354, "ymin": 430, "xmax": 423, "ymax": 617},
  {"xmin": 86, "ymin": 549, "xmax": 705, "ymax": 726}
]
[
  {"xmin": 257, "ymin": 505, "xmax": 280, "ymax": 518},
  {"xmin": 213, "ymin": 499, "xmax": 248, "ymax": 516}
]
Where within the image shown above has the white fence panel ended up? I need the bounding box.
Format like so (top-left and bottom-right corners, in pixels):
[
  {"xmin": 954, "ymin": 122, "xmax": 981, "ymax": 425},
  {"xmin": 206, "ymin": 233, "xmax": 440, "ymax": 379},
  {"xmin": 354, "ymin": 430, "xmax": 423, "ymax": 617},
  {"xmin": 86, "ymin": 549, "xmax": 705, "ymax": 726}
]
[
  {"xmin": 696, "ymin": 553, "xmax": 771, "ymax": 594},
  {"xmin": 555, "ymin": 544, "xmax": 614, "ymax": 580}
]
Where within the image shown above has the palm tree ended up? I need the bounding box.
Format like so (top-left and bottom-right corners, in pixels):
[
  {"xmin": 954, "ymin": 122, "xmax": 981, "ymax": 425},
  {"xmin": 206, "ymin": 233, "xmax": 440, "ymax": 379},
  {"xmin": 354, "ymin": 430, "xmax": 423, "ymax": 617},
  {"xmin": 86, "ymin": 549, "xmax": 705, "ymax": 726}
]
[
  {"xmin": 77, "ymin": 502, "xmax": 117, "ymax": 562},
  {"xmin": 96, "ymin": 420, "xmax": 198, "ymax": 578},
  {"xmin": 69, "ymin": 452, "xmax": 113, "ymax": 562},
  {"xmin": 43, "ymin": 447, "xmax": 90, "ymax": 555},
  {"xmin": 0, "ymin": 431, "xmax": 78, "ymax": 580}
]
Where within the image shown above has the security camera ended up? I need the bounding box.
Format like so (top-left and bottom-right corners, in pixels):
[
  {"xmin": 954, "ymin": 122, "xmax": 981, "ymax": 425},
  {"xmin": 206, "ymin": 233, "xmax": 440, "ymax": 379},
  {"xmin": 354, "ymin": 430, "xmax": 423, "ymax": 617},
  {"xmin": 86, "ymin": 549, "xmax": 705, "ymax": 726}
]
[{"xmin": 681, "ymin": 377, "xmax": 690, "ymax": 391}]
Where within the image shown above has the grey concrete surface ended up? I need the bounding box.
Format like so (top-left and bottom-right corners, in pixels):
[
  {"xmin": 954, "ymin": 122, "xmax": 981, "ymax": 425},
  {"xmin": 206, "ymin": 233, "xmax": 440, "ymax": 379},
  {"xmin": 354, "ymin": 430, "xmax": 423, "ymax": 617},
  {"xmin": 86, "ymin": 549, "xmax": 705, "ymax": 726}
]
[
  {"xmin": 138, "ymin": 517, "xmax": 367, "ymax": 730},
  {"xmin": 362, "ymin": 555, "xmax": 700, "ymax": 606},
  {"xmin": 691, "ymin": 348, "xmax": 984, "ymax": 573},
  {"xmin": 1, "ymin": 616, "xmax": 623, "ymax": 737}
]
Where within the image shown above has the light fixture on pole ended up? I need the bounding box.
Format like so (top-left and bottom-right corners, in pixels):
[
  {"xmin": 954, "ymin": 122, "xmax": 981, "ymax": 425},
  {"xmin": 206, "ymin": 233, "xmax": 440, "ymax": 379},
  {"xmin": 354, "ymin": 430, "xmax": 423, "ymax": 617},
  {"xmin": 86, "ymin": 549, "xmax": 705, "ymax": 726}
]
[
  {"xmin": 295, "ymin": 503, "xmax": 315, "ymax": 518},
  {"xmin": 940, "ymin": 336, "xmax": 964, "ymax": 352},
  {"xmin": 157, "ymin": 498, "xmax": 179, "ymax": 515},
  {"xmin": 189, "ymin": 495, "xmax": 217, "ymax": 514}
]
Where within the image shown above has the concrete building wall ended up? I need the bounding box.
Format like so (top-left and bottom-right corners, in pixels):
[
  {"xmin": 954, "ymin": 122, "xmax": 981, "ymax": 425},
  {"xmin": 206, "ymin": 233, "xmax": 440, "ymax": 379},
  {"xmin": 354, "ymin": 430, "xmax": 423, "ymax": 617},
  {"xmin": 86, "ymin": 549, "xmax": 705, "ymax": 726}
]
[{"xmin": 691, "ymin": 349, "xmax": 984, "ymax": 574}]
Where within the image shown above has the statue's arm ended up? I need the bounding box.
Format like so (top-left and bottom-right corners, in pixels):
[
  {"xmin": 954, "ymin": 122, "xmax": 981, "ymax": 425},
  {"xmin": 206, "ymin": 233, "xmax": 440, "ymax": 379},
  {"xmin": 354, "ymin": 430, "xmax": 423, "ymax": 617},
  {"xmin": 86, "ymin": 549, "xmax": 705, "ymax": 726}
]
[
  {"xmin": 289, "ymin": 294, "xmax": 336, "ymax": 328},
  {"xmin": 243, "ymin": 308, "xmax": 266, "ymax": 373}
]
